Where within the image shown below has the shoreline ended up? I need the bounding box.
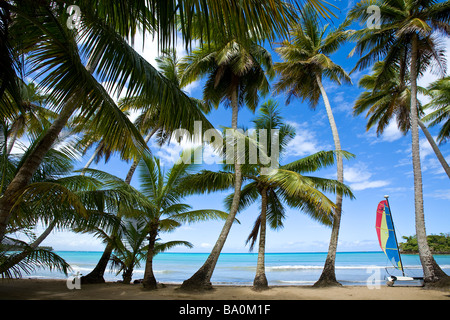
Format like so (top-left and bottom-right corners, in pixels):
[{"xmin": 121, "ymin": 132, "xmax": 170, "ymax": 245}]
[{"xmin": 0, "ymin": 278, "xmax": 449, "ymax": 300}]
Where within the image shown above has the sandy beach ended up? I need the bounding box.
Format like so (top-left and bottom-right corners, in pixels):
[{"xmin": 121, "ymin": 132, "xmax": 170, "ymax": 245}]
[{"xmin": 0, "ymin": 279, "xmax": 449, "ymax": 300}]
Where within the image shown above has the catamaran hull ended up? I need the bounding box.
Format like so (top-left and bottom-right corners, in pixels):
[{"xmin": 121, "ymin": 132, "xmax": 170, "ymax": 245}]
[{"xmin": 386, "ymin": 276, "xmax": 424, "ymax": 287}]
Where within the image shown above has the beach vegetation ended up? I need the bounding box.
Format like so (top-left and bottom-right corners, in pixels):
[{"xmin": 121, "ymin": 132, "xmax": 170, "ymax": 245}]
[{"xmin": 400, "ymin": 233, "xmax": 450, "ymax": 254}]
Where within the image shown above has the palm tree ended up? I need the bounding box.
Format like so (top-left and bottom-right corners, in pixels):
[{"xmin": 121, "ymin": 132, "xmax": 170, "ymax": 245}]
[
  {"xmin": 273, "ymin": 7, "xmax": 352, "ymax": 287},
  {"xmin": 137, "ymin": 152, "xmax": 228, "ymax": 290},
  {"xmin": 423, "ymin": 76, "xmax": 450, "ymax": 145},
  {"xmin": 348, "ymin": 0, "xmax": 450, "ymax": 285},
  {"xmin": 178, "ymin": 101, "xmax": 354, "ymax": 290},
  {"xmin": 230, "ymin": 101, "xmax": 354, "ymax": 290},
  {"xmin": 354, "ymin": 61, "xmax": 450, "ymax": 179},
  {"xmin": 178, "ymin": 37, "xmax": 275, "ymax": 291},
  {"xmin": 110, "ymin": 218, "xmax": 193, "ymax": 284}
]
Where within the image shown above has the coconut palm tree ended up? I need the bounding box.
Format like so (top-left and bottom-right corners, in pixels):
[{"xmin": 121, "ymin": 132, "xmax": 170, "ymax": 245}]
[
  {"xmin": 348, "ymin": 0, "xmax": 450, "ymax": 285},
  {"xmin": 137, "ymin": 152, "xmax": 228, "ymax": 290},
  {"xmin": 110, "ymin": 218, "xmax": 193, "ymax": 284},
  {"xmin": 230, "ymin": 101, "xmax": 354, "ymax": 290},
  {"xmin": 423, "ymin": 76, "xmax": 450, "ymax": 145},
  {"xmin": 273, "ymin": 7, "xmax": 352, "ymax": 287},
  {"xmin": 178, "ymin": 37, "xmax": 275, "ymax": 290},
  {"xmin": 354, "ymin": 61, "xmax": 450, "ymax": 179},
  {"xmin": 178, "ymin": 101, "xmax": 354, "ymax": 290}
]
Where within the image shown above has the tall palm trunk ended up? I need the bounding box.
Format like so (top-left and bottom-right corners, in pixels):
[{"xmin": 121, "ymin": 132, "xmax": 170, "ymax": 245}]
[
  {"xmin": 80, "ymin": 238, "xmax": 115, "ymax": 284},
  {"xmin": 418, "ymin": 120, "xmax": 450, "ymax": 179},
  {"xmin": 253, "ymin": 188, "xmax": 268, "ymax": 290},
  {"xmin": 180, "ymin": 81, "xmax": 243, "ymax": 291},
  {"xmin": 142, "ymin": 223, "xmax": 158, "ymax": 290},
  {"xmin": 410, "ymin": 35, "xmax": 448, "ymax": 284},
  {"xmin": 0, "ymin": 98, "xmax": 78, "ymax": 241},
  {"xmin": 81, "ymin": 129, "xmax": 156, "ymax": 284},
  {"xmin": 314, "ymin": 74, "xmax": 344, "ymax": 287}
]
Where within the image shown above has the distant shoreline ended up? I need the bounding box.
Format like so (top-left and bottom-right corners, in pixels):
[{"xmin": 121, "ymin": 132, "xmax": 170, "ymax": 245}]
[
  {"xmin": 50, "ymin": 250, "xmax": 387, "ymax": 254},
  {"xmin": 400, "ymin": 251, "xmax": 450, "ymax": 255}
]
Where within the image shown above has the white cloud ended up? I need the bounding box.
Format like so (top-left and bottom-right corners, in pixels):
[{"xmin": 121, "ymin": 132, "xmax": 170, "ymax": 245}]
[
  {"xmin": 380, "ymin": 121, "xmax": 403, "ymax": 142},
  {"xmin": 349, "ymin": 180, "xmax": 391, "ymax": 191},
  {"xmin": 429, "ymin": 189, "xmax": 450, "ymax": 200},
  {"xmin": 363, "ymin": 120, "xmax": 404, "ymax": 143},
  {"xmin": 344, "ymin": 163, "xmax": 390, "ymax": 191},
  {"xmin": 284, "ymin": 121, "xmax": 329, "ymax": 158},
  {"xmin": 396, "ymin": 135, "xmax": 449, "ymax": 177}
]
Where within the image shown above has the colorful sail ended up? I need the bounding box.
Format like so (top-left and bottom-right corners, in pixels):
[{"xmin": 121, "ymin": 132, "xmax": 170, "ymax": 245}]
[{"xmin": 376, "ymin": 200, "xmax": 402, "ymax": 270}]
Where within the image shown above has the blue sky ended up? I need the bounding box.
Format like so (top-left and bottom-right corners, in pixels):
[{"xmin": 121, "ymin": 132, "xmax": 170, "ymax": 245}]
[{"xmin": 35, "ymin": 1, "xmax": 450, "ymax": 253}]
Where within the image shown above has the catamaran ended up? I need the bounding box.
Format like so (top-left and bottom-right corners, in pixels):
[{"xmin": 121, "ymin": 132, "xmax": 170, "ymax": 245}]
[{"xmin": 376, "ymin": 195, "xmax": 424, "ymax": 286}]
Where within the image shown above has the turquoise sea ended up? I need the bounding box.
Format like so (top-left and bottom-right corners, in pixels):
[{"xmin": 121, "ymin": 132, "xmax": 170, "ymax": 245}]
[{"xmin": 23, "ymin": 251, "xmax": 450, "ymax": 286}]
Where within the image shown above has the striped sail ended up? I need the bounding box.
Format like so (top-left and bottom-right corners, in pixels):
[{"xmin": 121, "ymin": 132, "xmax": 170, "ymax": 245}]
[{"xmin": 375, "ymin": 200, "xmax": 402, "ymax": 270}]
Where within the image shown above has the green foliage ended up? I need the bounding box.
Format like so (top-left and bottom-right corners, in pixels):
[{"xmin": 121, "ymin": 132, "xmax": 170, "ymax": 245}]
[{"xmin": 399, "ymin": 233, "xmax": 450, "ymax": 254}]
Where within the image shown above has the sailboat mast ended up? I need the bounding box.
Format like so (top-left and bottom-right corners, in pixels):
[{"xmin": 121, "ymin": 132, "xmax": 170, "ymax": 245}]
[{"xmin": 384, "ymin": 195, "xmax": 405, "ymax": 276}]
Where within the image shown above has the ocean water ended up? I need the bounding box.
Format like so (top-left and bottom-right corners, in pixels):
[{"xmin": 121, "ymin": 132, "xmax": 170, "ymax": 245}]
[{"xmin": 22, "ymin": 251, "xmax": 450, "ymax": 286}]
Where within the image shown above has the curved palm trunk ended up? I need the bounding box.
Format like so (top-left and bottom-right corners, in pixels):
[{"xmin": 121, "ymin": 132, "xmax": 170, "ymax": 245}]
[
  {"xmin": 5, "ymin": 124, "xmax": 19, "ymax": 155},
  {"xmin": 124, "ymin": 127, "xmax": 158, "ymax": 183},
  {"xmin": 180, "ymin": 84, "xmax": 243, "ymax": 291},
  {"xmin": 142, "ymin": 223, "xmax": 158, "ymax": 290},
  {"xmin": 0, "ymin": 98, "xmax": 78, "ymax": 242},
  {"xmin": 314, "ymin": 74, "xmax": 344, "ymax": 287},
  {"xmin": 410, "ymin": 35, "xmax": 448, "ymax": 285},
  {"xmin": 80, "ymin": 239, "xmax": 114, "ymax": 284},
  {"xmin": 253, "ymin": 188, "xmax": 268, "ymax": 290},
  {"xmin": 81, "ymin": 144, "xmax": 102, "ymax": 176},
  {"xmin": 0, "ymin": 220, "xmax": 56, "ymax": 274},
  {"xmin": 418, "ymin": 120, "xmax": 450, "ymax": 179},
  {"xmin": 81, "ymin": 128, "xmax": 157, "ymax": 283}
]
